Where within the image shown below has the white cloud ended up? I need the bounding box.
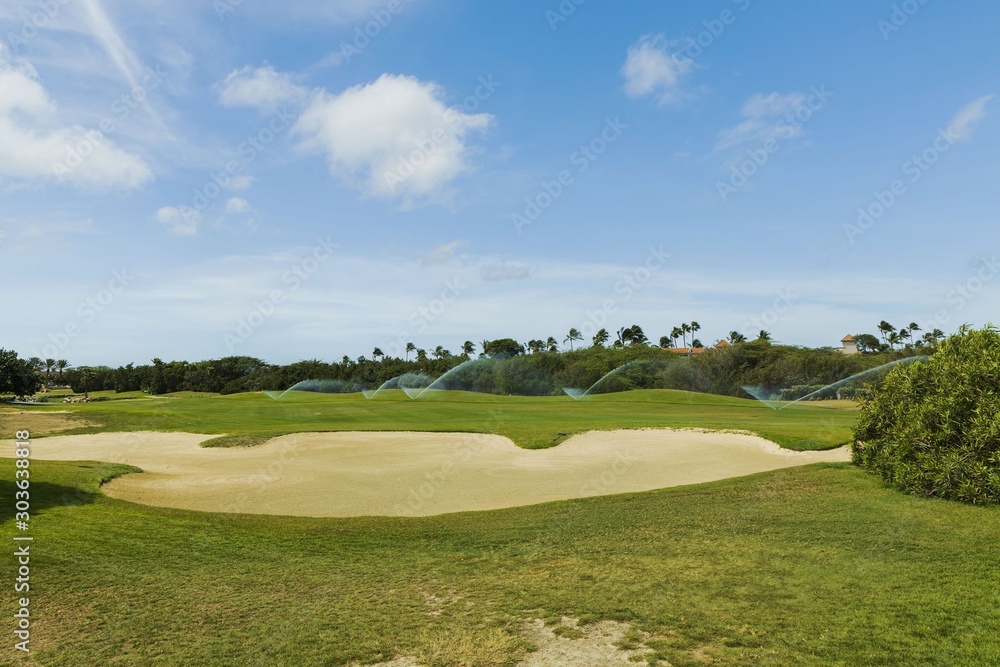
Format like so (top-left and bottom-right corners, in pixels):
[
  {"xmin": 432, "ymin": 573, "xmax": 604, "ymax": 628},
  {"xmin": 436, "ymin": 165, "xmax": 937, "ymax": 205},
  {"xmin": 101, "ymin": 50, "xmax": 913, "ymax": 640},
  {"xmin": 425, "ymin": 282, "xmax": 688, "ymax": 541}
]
[
  {"xmin": 293, "ymin": 74, "xmax": 493, "ymax": 203},
  {"xmin": 225, "ymin": 197, "xmax": 250, "ymax": 214},
  {"xmin": 947, "ymin": 95, "xmax": 994, "ymax": 142},
  {"xmin": 229, "ymin": 175, "xmax": 255, "ymax": 191},
  {"xmin": 479, "ymin": 261, "xmax": 536, "ymax": 282},
  {"xmin": 621, "ymin": 35, "xmax": 693, "ymax": 106},
  {"xmin": 421, "ymin": 240, "xmax": 464, "ymax": 265},
  {"xmin": 155, "ymin": 206, "xmax": 200, "ymax": 236},
  {"xmin": 0, "ymin": 45, "xmax": 153, "ymax": 191},
  {"xmin": 715, "ymin": 92, "xmax": 807, "ymax": 151},
  {"xmin": 218, "ymin": 64, "xmax": 309, "ymax": 112}
]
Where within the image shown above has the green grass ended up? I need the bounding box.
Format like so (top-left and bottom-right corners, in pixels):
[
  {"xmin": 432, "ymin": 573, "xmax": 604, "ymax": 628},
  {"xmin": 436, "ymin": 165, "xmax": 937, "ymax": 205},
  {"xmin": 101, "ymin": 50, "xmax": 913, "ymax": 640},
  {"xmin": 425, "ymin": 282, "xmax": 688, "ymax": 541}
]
[
  {"xmin": 25, "ymin": 388, "xmax": 858, "ymax": 450},
  {"xmin": 3, "ymin": 459, "xmax": 999, "ymax": 666}
]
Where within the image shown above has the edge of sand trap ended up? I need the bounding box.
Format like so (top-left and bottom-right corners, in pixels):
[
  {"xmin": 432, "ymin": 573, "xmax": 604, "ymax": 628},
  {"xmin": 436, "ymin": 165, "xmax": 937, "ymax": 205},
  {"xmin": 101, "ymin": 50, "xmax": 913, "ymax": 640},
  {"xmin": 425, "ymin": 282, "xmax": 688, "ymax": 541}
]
[{"xmin": 22, "ymin": 429, "xmax": 850, "ymax": 518}]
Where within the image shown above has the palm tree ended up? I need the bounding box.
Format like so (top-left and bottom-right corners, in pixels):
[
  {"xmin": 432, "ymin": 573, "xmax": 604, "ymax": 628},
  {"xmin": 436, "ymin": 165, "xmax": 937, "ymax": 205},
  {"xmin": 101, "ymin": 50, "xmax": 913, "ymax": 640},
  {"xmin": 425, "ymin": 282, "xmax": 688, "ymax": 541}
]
[
  {"xmin": 615, "ymin": 327, "xmax": 630, "ymax": 348},
  {"xmin": 479, "ymin": 340, "xmax": 490, "ymax": 357},
  {"xmin": 921, "ymin": 329, "xmax": 946, "ymax": 347},
  {"xmin": 462, "ymin": 341, "xmax": 475, "ymax": 357},
  {"xmin": 905, "ymin": 323, "xmax": 921, "ymax": 347},
  {"xmin": 341, "ymin": 355, "xmax": 350, "ymax": 366},
  {"xmin": 432, "ymin": 345, "xmax": 445, "ymax": 360},
  {"xmin": 670, "ymin": 326, "xmax": 683, "ymax": 348},
  {"xmin": 659, "ymin": 336, "xmax": 670, "ymax": 348},
  {"xmin": 629, "ymin": 325, "xmax": 647, "ymax": 345},
  {"xmin": 43, "ymin": 358, "xmax": 56, "ymax": 382},
  {"xmin": 416, "ymin": 349, "xmax": 428, "ymax": 363},
  {"xmin": 56, "ymin": 359, "xmax": 68, "ymax": 379},
  {"xmin": 545, "ymin": 337, "xmax": 558, "ymax": 353},
  {"xmin": 887, "ymin": 330, "xmax": 902, "ymax": 350},
  {"xmin": 592, "ymin": 329, "xmax": 610, "ymax": 347},
  {"xmin": 877, "ymin": 320, "xmax": 896, "ymax": 346},
  {"xmin": 681, "ymin": 323, "xmax": 692, "ymax": 347},
  {"xmin": 727, "ymin": 331, "xmax": 748, "ymax": 344},
  {"xmin": 690, "ymin": 321, "xmax": 701, "ymax": 342},
  {"xmin": 757, "ymin": 330, "xmax": 772, "ymax": 342},
  {"xmin": 691, "ymin": 339, "xmax": 703, "ymax": 349},
  {"xmin": 405, "ymin": 342, "xmax": 416, "ymax": 361},
  {"xmin": 564, "ymin": 328, "xmax": 583, "ymax": 351},
  {"xmin": 28, "ymin": 357, "xmax": 43, "ymax": 373},
  {"xmin": 372, "ymin": 347, "xmax": 384, "ymax": 361}
]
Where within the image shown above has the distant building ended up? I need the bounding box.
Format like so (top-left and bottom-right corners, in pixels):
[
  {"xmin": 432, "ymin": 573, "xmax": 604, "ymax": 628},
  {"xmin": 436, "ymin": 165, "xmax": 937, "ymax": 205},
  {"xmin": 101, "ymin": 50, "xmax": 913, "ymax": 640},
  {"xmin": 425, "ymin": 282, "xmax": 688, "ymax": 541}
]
[{"xmin": 841, "ymin": 335, "xmax": 859, "ymax": 355}]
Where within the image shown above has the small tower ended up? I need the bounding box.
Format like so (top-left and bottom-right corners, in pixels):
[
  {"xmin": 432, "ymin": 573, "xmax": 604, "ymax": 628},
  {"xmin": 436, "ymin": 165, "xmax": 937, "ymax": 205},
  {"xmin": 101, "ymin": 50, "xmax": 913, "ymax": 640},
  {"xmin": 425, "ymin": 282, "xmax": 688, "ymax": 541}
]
[{"xmin": 841, "ymin": 335, "xmax": 859, "ymax": 355}]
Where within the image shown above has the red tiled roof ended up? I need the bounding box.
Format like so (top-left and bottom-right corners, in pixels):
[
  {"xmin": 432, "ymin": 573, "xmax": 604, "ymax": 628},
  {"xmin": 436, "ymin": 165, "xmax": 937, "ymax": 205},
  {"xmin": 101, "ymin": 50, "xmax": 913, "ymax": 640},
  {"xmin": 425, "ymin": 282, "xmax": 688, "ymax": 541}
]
[{"xmin": 842, "ymin": 335, "xmax": 856, "ymax": 342}]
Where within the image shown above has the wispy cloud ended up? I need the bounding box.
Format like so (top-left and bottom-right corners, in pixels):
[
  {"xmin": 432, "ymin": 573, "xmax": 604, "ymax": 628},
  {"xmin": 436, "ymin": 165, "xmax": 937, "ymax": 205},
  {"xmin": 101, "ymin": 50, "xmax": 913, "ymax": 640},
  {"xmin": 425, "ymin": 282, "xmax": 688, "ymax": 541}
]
[
  {"xmin": 715, "ymin": 92, "xmax": 807, "ymax": 151},
  {"xmin": 479, "ymin": 260, "xmax": 537, "ymax": 282},
  {"xmin": 80, "ymin": 0, "xmax": 145, "ymax": 87},
  {"xmin": 218, "ymin": 64, "xmax": 310, "ymax": 112},
  {"xmin": 155, "ymin": 206, "xmax": 200, "ymax": 236},
  {"xmin": 621, "ymin": 34, "xmax": 693, "ymax": 106},
  {"xmin": 421, "ymin": 240, "xmax": 465, "ymax": 265},
  {"xmin": 946, "ymin": 95, "xmax": 994, "ymax": 141}
]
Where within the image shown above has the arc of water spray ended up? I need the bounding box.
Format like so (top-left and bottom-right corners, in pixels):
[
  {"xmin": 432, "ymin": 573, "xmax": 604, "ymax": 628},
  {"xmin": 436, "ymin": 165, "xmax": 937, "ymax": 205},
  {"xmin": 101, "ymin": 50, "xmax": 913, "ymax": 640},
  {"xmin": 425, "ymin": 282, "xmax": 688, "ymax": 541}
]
[
  {"xmin": 402, "ymin": 358, "xmax": 488, "ymax": 399},
  {"xmin": 563, "ymin": 359, "xmax": 669, "ymax": 400},
  {"xmin": 742, "ymin": 356, "xmax": 928, "ymax": 410},
  {"xmin": 265, "ymin": 379, "xmax": 367, "ymax": 400}
]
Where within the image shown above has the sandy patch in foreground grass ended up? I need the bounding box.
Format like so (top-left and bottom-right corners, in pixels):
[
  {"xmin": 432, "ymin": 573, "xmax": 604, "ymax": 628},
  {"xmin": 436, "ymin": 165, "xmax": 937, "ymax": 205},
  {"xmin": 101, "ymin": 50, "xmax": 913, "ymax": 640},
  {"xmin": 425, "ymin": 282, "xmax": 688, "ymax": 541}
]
[
  {"xmin": 22, "ymin": 429, "xmax": 848, "ymax": 517},
  {"xmin": 366, "ymin": 617, "xmax": 652, "ymax": 666}
]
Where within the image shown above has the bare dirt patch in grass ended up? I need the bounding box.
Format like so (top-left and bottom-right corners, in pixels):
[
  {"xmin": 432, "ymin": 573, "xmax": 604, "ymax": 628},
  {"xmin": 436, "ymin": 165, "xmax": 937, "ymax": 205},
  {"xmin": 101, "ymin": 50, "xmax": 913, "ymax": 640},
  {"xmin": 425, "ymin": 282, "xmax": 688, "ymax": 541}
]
[{"xmin": 0, "ymin": 406, "xmax": 96, "ymax": 436}]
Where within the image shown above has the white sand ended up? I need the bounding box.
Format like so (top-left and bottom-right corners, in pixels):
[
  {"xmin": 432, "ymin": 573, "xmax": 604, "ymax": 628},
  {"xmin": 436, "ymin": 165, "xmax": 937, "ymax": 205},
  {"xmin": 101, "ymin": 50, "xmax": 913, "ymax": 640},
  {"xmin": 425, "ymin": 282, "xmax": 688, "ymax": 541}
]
[{"xmin": 22, "ymin": 429, "xmax": 849, "ymax": 517}]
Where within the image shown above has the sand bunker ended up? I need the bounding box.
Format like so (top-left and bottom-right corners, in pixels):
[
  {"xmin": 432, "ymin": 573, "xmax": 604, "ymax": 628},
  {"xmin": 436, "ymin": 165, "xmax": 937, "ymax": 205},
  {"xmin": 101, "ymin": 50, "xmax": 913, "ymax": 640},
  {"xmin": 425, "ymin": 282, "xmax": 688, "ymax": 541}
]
[{"xmin": 24, "ymin": 429, "xmax": 848, "ymax": 517}]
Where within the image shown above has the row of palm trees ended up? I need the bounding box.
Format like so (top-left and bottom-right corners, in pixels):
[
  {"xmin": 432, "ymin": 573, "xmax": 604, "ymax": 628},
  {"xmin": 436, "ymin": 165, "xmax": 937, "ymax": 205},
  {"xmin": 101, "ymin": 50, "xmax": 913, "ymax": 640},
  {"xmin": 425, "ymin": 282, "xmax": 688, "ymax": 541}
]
[
  {"xmin": 875, "ymin": 321, "xmax": 945, "ymax": 350},
  {"xmin": 27, "ymin": 357, "xmax": 70, "ymax": 383},
  {"xmin": 378, "ymin": 323, "xmax": 774, "ymax": 363}
]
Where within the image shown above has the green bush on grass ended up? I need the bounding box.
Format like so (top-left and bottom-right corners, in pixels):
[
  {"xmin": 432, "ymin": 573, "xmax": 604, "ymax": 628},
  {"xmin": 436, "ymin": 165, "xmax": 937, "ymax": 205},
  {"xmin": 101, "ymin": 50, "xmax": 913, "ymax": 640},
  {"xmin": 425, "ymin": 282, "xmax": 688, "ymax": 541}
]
[{"xmin": 853, "ymin": 326, "xmax": 1000, "ymax": 503}]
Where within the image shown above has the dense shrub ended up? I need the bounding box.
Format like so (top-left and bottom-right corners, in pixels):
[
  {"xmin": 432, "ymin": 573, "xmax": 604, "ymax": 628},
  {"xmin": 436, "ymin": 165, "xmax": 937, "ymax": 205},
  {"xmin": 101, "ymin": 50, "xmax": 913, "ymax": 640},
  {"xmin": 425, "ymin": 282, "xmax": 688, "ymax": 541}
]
[{"xmin": 852, "ymin": 327, "xmax": 1000, "ymax": 504}]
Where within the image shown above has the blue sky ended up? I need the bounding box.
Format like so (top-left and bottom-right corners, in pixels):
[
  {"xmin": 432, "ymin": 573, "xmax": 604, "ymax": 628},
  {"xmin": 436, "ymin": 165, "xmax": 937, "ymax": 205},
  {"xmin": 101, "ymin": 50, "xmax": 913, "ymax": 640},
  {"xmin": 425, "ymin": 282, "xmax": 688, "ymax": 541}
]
[{"xmin": 1, "ymin": 0, "xmax": 997, "ymax": 365}]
